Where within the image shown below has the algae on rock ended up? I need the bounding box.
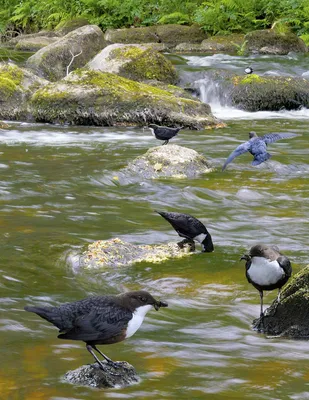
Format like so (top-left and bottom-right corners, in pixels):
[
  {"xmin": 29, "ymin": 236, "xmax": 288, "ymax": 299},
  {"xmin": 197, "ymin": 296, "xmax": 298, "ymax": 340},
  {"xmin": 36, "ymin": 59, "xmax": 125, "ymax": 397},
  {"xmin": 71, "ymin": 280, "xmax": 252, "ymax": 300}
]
[
  {"xmin": 30, "ymin": 69, "xmax": 218, "ymax": 128},
  {"xmin": 253, "ymin": 265, "xmax": 309, "ymax": 338},
  {"xmin": 78, "ymin": 238, "xmax": 193, "ymax": 269}
]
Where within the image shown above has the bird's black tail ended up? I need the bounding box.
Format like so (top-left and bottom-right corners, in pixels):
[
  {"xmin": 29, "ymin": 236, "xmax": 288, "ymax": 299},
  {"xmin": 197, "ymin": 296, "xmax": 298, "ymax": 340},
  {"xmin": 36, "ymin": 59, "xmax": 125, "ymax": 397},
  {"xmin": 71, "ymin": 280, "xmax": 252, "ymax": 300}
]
[{"xmin": 25, "ymin": 305, "xmax": 63, "ymax": 329}]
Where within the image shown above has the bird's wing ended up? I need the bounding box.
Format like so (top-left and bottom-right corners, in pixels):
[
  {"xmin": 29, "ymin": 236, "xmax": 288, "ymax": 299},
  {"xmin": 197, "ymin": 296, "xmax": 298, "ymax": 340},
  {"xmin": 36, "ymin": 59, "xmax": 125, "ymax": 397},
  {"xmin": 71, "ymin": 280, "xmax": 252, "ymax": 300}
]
[
  {"xmin": 156, "ymin": 211, "xmax": 207, "ymax": 238},
  {"xmin": 277, "ymin": 255, "xmax": 292, "ymax": 278},
  {"xmin": 261, "ymin": 133, "xmax": 298, "ymax": 144},
  {"xmin": 58, "ymin": 304, "xmax": 132, "ymax": 342},
  {"xmin": 222, "ymin": 141, "xmax": 252, "ymax": 171},
  {"xmin": 154, "ymin": 127, "xmax": 179, "ymax": 140}
]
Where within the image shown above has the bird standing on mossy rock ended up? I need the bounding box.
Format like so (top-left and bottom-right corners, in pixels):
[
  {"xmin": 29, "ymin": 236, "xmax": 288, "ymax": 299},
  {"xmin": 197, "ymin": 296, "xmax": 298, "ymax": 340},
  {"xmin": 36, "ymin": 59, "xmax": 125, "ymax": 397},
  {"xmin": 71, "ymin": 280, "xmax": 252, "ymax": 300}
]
[
  {"xmin": 25, "ymin": 290, "xmax": 168, "ymax": 371},
  {"xmin": 156, "ymin": 210, "xmax": 214, "ymax": 253},
  {"xmin": 241, "ymin": 244, "xmax": 292, "ymax": 320},
  {"xmin": 148, "ymin": 124, "xmax": 183, "ymax": 145},
  {"xmin": 222, "ymin": 131, "xmax": 298, "ymax": 170}
]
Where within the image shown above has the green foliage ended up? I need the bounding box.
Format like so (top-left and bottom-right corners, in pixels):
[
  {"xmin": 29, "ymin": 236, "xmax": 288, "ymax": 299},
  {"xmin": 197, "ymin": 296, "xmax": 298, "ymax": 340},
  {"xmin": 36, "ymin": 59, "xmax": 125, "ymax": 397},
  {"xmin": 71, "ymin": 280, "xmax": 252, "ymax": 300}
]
[
  {"xmin": 157, "ymin": 12, "xmax": 191, "ymax": 25},
  {"xmin": 1, "ymin": 0, "xmax": 309, "ymax": 38}
]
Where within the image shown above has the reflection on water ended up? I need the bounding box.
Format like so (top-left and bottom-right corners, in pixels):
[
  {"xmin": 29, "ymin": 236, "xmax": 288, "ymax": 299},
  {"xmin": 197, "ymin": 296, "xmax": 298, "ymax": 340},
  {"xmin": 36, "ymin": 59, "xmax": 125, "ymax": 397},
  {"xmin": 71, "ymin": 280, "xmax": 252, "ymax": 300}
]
[{"xmin": 0, "ymin": 94, "xmax": 308, "ymax": 398}]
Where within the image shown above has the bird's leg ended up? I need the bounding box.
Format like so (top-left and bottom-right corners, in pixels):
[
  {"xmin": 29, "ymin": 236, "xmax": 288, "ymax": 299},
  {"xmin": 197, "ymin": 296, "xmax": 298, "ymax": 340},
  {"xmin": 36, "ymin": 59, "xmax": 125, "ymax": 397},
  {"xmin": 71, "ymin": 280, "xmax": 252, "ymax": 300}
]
[
  {"xmin": 177, "ymin": 238, "xmax": 189, "ymax": 248},
  {"xmin": 92, "ymin": 345, "xmax": 122, "ymax": 369},
  {"xmin": 188, "ymin": 240, "xmax": 195, "ymax": 252},
  {"xmin": 86, "ymin": 345, "xmax": 121, "ymax": 373},
  {"xmin": 162, "ymin": 140, "xmax": 168, "ymax": 145},
  {"xmin": 259, "ymin": 291, "xmax": 264, "ymax": 319}
]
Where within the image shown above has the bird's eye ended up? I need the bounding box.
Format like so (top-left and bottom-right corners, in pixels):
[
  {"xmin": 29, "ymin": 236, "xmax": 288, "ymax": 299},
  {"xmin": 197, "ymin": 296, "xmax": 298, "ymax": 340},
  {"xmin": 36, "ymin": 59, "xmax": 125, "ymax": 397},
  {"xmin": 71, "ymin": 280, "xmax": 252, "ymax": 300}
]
[{"xmin": 139, "ymin": 296, "xmax": 147, "ymax": 302}]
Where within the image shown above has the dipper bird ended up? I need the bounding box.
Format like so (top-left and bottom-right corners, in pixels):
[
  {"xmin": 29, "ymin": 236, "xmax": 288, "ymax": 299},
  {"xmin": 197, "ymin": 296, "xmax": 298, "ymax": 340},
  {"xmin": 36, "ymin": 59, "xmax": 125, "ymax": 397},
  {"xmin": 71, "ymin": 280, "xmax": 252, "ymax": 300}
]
[
  {"xmin": 25, "ymin": 290, "xmax": 168, "ymax": 370},
  {"xmin": 241, "ymin": 244, "xmax": 292, "ymax": 318},
  {"xmin": 245, "ymin": 66, "xmax": 253, "ymax": 74},
  {"xmin": 148, "ymin": 124, "xmax": 183, "ymax": 145},
  {"xmin": 156, "ymin": 210, "xmax": 214, "ymax": 252},
  {"xmin": 222, "ymin": 131, "xmax": 298, "ymax": 171}
]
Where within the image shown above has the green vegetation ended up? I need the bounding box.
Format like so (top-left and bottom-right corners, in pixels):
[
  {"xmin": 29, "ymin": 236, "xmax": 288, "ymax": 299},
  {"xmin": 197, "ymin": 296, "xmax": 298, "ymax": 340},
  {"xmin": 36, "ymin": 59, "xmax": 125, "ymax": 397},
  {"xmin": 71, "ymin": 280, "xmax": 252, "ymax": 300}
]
[{"xmin": 1, "ymin": 0, "xmax": 309, "ymax": 38}]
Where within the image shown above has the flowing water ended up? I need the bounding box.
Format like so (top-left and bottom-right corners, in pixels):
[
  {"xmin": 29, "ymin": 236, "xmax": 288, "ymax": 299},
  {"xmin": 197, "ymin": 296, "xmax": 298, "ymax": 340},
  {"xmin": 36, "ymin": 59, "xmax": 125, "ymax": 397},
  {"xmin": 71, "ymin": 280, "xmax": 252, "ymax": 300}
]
[{"xmin": 1, "ymin": 53, "xmax": 309, "ymax": 400}]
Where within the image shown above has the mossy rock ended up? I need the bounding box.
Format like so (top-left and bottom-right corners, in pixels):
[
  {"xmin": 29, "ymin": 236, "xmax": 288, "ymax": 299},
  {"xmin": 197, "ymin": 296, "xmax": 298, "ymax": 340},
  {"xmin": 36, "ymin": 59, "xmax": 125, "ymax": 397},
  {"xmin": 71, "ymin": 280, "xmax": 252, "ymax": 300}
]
[
  {"xmin": 78, "ymin": 237, "xmax": 193, "ymax": 269},
  {"xmin": 87, "ymin": 44, "xmax": 177, "ymax": 84},
  {"xmin": 253, "ymin": 266, "xmax": 309, "ymax": 337},
  {"xmin": 118, "ymin": 144, "xmax": 213, "ymax": 182},
  {"xmin": 15, "ymin": 36, "xmax": 59, "ymax": 51},
  {"xmin": 175, "ymin": 34, "xmax": 244, "ymax": 53},
  {"xmin": 55, "ymin": 18, "xmax": 90, "ymax": 36},
  {"xmin": 0, "ymin": 62, "xmax": 48, "ymax": 120},
  {"xmin": 244, "ymin": 29, "xmax": 307, "ymax": 55},
  {"xmin": 29, "ymin": 69, "xmax": 218, "ymax": 128},
  {"xmin": 26, "ymin": 25, "xmax": 106, "ymax": 81},
  {"xmin": 105, "ymin": 24, "xmax": 207, "ymax": 47},
  {"xmin": 230, "ymin": 74, "xmax": 309, "ymax": 111},
  {"xmin": 7, "ymin": 30, "xmax": 59, "ymax": 47}
]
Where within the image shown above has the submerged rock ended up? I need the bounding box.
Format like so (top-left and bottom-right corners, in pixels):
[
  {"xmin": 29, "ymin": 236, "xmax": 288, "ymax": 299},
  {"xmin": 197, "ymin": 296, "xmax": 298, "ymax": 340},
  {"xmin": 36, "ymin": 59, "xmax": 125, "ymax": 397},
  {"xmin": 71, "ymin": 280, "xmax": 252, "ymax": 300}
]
[
  {"xmin": 64, "ymin": 361, "xmax": 139, "ymax": 389},
  {"xmin": 87, "ymin": 43, "xmax": 178, "ymax": 84},
  {"xmin": 118, "ymin": 144, "xmax": 213, "ymax": 181},
  {"xmin": 30, "ymin": 69, "xmax": 218, "ymax": 128},
  {"xmin": 253, "ymin": 266, "xmax": 309, "ymax": 337},
  {"xmin": 78, "ymin": 238, "xmax": 192, "ymax": 269}
]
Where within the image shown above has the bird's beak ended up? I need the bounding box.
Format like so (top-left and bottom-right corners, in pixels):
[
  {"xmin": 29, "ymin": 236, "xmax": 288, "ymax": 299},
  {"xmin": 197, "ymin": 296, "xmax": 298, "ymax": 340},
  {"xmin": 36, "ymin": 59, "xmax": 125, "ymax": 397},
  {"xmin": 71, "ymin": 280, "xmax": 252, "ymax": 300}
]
[
  {"xmin": 240, "ymin": 254, "xmax": 250, "ymax": 261},
  {"xmin": 154, "ymin": 300, "xmax": 168, "ymax": 311}
]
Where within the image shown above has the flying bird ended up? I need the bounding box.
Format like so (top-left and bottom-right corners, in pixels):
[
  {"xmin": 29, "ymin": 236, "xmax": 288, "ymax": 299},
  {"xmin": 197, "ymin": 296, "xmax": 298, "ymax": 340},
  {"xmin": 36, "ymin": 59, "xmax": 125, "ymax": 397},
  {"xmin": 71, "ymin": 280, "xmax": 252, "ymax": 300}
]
[
  {"xmin": 241, "ymin": 244, "xmax": 292, "ymax": 318},
  {"xmin": 222, "ymin": 131, "xmax": 298, "ymax": 171},
  {"xmin": 156, "ymin": 210, "xmax": 214, "ymax": 252},
  {"xmin": 25, "ymin": 290, "xmax": 168, "ymax": 370},
  {"xmin": 148, "ymin": 124, "xmax": 183, "ymax": 145}
]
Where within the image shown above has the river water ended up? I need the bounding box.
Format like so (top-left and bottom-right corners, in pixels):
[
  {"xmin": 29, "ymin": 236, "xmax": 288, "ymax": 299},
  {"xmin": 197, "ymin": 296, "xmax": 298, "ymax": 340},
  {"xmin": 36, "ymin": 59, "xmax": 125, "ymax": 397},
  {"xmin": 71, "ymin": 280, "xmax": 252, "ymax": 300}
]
[{"xmin": 1, "ymin": 52, "xmax": 309, "ymax": 400}]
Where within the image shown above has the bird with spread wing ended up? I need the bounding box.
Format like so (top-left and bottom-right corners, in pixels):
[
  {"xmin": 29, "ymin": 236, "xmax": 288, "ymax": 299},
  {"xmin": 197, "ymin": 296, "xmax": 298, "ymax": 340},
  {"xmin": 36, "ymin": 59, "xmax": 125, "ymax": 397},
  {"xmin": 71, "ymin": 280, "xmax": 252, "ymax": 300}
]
[{"xmin": 222, "ymin": 131, "xmax": 298, "ymax": 171}]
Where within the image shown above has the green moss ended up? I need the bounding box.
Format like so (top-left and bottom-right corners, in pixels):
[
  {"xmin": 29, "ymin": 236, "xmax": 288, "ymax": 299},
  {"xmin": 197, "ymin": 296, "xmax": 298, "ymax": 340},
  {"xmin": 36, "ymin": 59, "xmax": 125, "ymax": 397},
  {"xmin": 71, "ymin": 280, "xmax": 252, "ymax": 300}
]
[
  {"xmin": 109, "ymin": 46, "xmax": 144, "ymax": 60},
  {"xmin": 233, "ymin": 74, "xmax": 267, "ymax": 85},
  {"xmin": 0, "ymin": 64, "xmax": 24, "ymax": 99}
]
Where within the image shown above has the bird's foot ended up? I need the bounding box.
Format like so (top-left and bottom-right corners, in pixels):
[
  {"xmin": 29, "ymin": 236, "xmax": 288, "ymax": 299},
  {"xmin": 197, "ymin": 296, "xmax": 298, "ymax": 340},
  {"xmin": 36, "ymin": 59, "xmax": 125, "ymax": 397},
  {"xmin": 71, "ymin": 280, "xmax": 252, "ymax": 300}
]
[{"xmin": 96, "ymin": 360, "xmax": 122, "ymax": 376}]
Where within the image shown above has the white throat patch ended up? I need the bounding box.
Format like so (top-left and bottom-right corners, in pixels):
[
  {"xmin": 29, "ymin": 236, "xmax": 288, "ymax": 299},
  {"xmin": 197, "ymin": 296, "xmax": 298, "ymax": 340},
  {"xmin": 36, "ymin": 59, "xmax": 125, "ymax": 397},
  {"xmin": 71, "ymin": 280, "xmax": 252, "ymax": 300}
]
[
  {"xmin": 125, "ymin": 304, "xmax": 152, "ymax": 338},
  {"xmin": 149, "ymin": 128, "xmax": 155, "ymax": 136},
  {"xmin": 194, "ymin": 233, "xmax": 207, "ymax": 244},
  {"xmin": 247, "ymin": 257, "xmax": 284, "ymax": 286}
]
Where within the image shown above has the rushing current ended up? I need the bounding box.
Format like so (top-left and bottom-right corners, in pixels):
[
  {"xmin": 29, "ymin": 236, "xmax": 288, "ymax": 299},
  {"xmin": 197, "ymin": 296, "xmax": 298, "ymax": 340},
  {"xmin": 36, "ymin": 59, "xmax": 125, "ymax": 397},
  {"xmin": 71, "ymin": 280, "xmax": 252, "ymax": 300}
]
[{"xmin": 1, "ymin": 52, "xmax": 309, "ymax": 400}]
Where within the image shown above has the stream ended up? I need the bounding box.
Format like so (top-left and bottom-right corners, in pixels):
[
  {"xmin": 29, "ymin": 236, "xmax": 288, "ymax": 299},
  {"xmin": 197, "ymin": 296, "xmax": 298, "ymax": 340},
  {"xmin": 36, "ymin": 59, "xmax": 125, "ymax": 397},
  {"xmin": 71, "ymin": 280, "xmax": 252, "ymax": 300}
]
[{"xmin": 1, "ymin": 52, "xmax": 309, "ymax": 399}]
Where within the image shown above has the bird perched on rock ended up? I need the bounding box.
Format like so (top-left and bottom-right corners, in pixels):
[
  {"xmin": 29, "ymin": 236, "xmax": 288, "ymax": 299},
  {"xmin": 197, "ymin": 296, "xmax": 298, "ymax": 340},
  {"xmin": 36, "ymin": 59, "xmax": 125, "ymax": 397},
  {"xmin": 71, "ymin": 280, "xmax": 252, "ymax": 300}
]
[
  {"xmin": 25, "ymin": 290, "xmax": 168, "ymax": 370},
  {"xmin": 222, "ymin": 131, "xmax": 298, "ymax": 171},
  {"xmin": 245, "ymin": 66, "xmax": 253, "ymax": 74},
  {"xmin": 148, "ymin": 124, "xmax": 183, "ymax": 145},
  {"xmin": 241, "ymin": 244, "xmax": 292, "ymax": 318},
  {"xmin": 156, "ymin": 210, "xmax": 214, "ymax": 252}
]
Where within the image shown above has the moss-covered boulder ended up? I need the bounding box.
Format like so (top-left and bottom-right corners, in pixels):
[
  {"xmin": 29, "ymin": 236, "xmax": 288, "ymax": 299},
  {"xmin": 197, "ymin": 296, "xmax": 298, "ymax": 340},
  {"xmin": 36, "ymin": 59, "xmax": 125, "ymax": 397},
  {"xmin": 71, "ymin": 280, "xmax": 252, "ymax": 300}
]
[
  {"xmin": 244, "ymin": 29, "xmax": 307, "ymax": 55},
  {"xmin": 87, "ymin": 43, "xmax": 177, "ymax": 83},
  {"xmin": 6, "ymin": 30, "xmax": 59, "ymax": 48},
  {"xmin": 64, "ymin": 362, "xmax": 139, "ymax": 389},
  {"xmin": 230, "ymin": 74, "xmax": 309, "ymax": 111},
  {"xmin": 0, "ymin": 62, "xmax": 48, "ymax": 120},
  {"xmin": 105, "ymin": 25, "xmax": 207, "ymax": 47},
  {"xmin": 253, "ymin": 266, "xmax": 309, "ymax": 337},
  {"xmin": 29, "ymin": 69, "xmax": 218, "ymax": 128},
  {"xmin": 175, "ymin": 34, "xmax": 244, "ymax": 53},
  {"xmin": 77, "ymin": 238, "xmax": 193, "ymax": 269},
  {"xmin": 15, "ymin": 36, "xmax": 59, "ymax": 51},
  {"xmin": 26, "ymin": 25, "xmax": 106, "ymax": 81},
  {"xmin": 118, "ymin": 144, "xmax": 213, "ymax": 182},
  {"xmin": 55, "ymin": 18, "xmax": 90, "ymax": 36}
]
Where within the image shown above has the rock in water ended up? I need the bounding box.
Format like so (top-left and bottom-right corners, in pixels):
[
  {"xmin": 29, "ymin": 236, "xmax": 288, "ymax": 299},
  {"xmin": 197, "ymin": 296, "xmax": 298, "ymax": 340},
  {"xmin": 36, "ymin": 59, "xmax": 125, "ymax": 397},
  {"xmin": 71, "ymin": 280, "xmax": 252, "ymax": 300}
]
[
  {"xmin": 64, "ymin": 361, "xmax": 139, "ymax": 389},
  {"xmin": 75, "ymin": 238, "xmax": 193, "ymax": 270},
  {"xmin": 252, "ymin": 265, "xmax": 309, "ymax": 337},
  {"xmin": 118, "ymin": 144, "xmax": 212, "ymax": 182}
]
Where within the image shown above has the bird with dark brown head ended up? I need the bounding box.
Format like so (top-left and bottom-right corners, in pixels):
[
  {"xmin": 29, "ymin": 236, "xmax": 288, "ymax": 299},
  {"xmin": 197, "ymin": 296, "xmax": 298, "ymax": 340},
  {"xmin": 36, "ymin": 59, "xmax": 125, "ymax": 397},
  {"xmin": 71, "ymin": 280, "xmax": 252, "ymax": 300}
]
[{"xmin": 25, "ymin": 290, "xmax": 168, "ymax": 370}]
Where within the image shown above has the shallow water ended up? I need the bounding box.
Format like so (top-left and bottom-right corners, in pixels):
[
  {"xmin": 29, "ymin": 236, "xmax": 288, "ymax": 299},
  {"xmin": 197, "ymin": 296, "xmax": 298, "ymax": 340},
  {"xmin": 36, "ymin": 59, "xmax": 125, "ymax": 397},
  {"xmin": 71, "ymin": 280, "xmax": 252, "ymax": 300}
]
[{"xmin": 1, "ymin": 53, "xmax": 309, "ymax": 399}]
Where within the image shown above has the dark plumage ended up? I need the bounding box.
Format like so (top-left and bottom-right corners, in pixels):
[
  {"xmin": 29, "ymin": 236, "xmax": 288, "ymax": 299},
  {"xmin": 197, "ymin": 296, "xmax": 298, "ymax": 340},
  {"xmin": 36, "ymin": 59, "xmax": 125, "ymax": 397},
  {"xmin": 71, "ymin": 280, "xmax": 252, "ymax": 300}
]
[
  {"xmin": 241, "ymin": 244, "xmax": 292, "ymax": 318},
  {"xmin": 222, "ymin": 131, "xmax": 298, "ymax": 171},
  {"xmin": 156, "ymin": 210, "xmax": 214, "ymax": 253},
  {"xmin": 25, "ymin": 290, "xmax": 168, "ymax": 370},
  {"xmin": 148, "ymin": 124, "xmax": 183, "ymax": 145}
]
